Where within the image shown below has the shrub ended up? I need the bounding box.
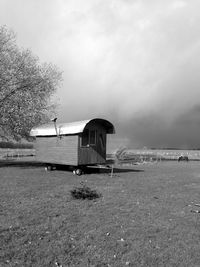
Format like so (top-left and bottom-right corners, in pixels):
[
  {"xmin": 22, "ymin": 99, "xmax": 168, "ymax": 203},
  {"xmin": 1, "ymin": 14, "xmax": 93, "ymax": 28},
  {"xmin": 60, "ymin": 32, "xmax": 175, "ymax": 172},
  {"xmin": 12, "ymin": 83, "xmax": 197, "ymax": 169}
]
[
  {"xmin": 115, "ymin": 147, "xmax": 127, "ymax": 161},
  {"xmin": 70, "ymin": 185, "xmax": 101, "ymax": 200}
]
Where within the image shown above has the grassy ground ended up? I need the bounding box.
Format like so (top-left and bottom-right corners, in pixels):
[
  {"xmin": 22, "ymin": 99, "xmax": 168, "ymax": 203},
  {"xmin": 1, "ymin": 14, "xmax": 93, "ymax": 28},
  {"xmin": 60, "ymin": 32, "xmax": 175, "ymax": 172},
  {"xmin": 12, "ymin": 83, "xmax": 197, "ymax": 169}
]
[{"xmin": 1, "ymin": 161, "xmax": 200, "ymax": 266}]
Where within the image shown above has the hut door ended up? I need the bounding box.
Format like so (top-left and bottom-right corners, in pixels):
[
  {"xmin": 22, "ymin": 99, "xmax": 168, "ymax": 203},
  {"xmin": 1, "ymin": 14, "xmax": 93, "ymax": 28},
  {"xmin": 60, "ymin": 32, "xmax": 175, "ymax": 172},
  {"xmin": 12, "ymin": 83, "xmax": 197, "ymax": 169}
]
[
  {"xmin": 87, "ymin": 130, "xmax": 106, "ymax": 164},
  {"xmin": 79, "ymin": 129, "xmax": 106, "ymax": 165}
]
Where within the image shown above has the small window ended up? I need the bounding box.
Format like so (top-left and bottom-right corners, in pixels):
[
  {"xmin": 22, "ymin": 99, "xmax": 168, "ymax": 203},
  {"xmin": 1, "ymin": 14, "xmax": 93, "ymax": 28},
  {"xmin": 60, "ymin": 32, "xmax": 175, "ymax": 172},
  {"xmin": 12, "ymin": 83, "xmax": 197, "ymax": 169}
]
[
  {"xmin": 81, "ymin": 129, "xmax": 89, "ymax": 146},
  {"xmin": 90, "ymin": 130, "xmax": 96, "ymax": 145},
  {"xmin": 81, "ymin": 129, "xmax": 96, "ymax": 147}
]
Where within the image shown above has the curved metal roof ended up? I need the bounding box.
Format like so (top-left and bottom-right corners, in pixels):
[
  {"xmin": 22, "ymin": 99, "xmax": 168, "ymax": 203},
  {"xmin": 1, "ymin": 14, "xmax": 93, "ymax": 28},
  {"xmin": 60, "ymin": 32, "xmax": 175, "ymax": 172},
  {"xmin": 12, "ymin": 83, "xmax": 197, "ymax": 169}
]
[{"xmin": 30, "ymin": 118, "xmax": 115, "ymax": 137}]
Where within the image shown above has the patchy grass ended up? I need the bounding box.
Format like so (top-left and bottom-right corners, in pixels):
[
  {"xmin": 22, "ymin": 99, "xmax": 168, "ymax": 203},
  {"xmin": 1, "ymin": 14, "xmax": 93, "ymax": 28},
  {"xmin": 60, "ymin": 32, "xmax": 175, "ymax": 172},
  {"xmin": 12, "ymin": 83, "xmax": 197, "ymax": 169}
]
[{"xmin": 1, "ymin": 161, "xmax": 200, "ymax": 266}]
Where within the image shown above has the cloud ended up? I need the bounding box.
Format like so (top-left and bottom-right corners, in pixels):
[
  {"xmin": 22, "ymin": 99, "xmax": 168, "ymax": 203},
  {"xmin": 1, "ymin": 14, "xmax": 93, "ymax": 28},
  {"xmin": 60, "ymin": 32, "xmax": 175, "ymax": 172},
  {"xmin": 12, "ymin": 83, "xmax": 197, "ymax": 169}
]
[
  {"xmin": 0, "ymin": 0, "xmax": 200, "ymax": 147},
  {"xmin": 123, "ymin": 105, "xmax": 200, "ymax": 149}
]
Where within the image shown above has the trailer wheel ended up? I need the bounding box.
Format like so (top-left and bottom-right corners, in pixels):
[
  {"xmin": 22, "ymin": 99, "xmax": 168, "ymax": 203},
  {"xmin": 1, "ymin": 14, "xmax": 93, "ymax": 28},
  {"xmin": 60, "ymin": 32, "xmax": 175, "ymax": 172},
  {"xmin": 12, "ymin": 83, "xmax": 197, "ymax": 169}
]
[
  {"xmin": 75, "ymin": 169, "xmax": 82, "ymax": 176},
  {"xmin": 45, "ymin": 165, "xmax": 53, "ymax": 171}
]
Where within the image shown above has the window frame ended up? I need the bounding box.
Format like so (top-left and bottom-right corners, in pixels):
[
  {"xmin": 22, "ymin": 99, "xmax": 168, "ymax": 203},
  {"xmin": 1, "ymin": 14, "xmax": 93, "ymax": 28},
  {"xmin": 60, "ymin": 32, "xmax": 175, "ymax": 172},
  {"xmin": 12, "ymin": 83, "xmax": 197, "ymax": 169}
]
[
  {"xmin": 89, "ymin": 130, "xmax": 96, "ymax": 146},
  {"xmin": 81, "ymin": 129, "xmax": 97, "ymax": 147}
]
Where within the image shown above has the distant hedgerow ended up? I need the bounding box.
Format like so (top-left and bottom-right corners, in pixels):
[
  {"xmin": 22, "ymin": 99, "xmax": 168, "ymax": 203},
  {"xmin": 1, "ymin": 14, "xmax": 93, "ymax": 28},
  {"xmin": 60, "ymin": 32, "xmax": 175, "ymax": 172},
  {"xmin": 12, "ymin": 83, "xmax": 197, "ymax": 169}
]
[
  {"xmin": 0, "ymin": 141, "xmax": 33, "ymax": 149},
  {"xmin": 70, "ymin": 185, "xmax": 101, "ymax": 200}
]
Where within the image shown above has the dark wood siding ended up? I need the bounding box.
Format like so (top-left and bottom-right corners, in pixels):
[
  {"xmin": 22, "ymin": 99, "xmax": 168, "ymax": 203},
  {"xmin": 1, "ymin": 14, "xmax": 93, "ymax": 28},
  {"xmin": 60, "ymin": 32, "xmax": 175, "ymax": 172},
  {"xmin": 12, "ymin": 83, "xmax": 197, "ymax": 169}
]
[
  {"xmin": 35, "ymin": 135, "xmax": 78, "ymax": 165},
  {"xmin": 78, "ymin": 122, "xmax": 107, "ymax": 165}
]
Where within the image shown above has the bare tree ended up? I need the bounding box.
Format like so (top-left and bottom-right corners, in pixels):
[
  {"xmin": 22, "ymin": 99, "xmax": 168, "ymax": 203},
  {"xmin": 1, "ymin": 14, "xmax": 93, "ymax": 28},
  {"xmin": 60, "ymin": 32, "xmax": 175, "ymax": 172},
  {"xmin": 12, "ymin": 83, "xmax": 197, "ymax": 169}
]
[{"xmin": 0, "ymin": 26, "xmax": 62, "ymax": 140}]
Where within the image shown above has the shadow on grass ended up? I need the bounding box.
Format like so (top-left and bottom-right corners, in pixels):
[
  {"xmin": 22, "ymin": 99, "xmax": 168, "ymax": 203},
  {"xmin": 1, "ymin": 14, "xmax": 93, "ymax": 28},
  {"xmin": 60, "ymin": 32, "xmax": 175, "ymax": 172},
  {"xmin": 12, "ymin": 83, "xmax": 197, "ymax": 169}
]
[
  {"xmin": 0, "ymin": 160, "xmax": 44, "ymax": 168},
  {"xmin": 84, "ymin": 166, "xmax": 144, "ymax": 174},
  {"xmin": 47, "ymin": 164, "xmax": 144, "ymax": 174},
  {"xmin": 0, "ymin": 160, "xmax": 144, "ymax": 173}
]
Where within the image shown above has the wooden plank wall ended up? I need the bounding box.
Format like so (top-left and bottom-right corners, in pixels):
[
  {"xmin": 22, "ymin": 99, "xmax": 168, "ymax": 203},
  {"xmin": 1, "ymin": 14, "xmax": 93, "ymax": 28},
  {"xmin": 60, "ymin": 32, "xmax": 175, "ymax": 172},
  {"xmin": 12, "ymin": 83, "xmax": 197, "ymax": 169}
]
[
  {"xmin": 35, "ymin": 135, "xmax": 78, "ymax": 165},
  {"xmin": 78, "ymin": 146, "xmax": 106, "ymax": 165}
]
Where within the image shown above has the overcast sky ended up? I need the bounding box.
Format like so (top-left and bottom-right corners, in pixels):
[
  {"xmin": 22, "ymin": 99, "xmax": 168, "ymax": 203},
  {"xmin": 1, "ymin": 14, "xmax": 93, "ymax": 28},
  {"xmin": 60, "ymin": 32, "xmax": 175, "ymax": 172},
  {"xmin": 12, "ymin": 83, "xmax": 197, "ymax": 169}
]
[{"xmin": 0, "ymin": 0, "xmax": 200, "ymax": 148}]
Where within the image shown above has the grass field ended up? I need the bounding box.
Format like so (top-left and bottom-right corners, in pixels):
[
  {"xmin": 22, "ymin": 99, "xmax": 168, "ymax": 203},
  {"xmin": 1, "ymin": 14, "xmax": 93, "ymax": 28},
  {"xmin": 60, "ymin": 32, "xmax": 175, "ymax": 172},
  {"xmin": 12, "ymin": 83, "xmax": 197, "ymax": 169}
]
[{"xmin": 1, "ymin": 161, "xmax": 200, "ymax": 266}]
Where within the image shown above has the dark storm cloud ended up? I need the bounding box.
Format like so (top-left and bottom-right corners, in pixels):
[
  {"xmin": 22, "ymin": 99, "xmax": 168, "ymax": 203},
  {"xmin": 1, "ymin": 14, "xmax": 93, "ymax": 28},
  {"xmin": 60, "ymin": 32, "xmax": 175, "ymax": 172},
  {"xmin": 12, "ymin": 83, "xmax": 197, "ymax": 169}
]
[
  {"xmin": 0, "ymin": 0, "xmax": 200, "ymax": 147},
  {"xmin": 121, "ymin": 105, "xmax": 200, "ymax": 149}
]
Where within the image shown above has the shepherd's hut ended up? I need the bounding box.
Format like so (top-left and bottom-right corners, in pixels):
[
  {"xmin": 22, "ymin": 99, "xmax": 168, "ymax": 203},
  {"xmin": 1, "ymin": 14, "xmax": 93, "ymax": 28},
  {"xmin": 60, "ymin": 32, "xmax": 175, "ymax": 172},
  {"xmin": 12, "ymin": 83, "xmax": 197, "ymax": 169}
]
[{"xmin": 30, "ymin": 118, "xmax": 115, "ymax": 172}]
